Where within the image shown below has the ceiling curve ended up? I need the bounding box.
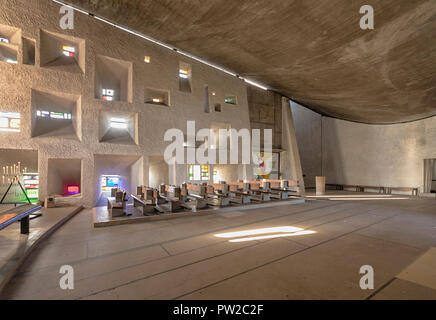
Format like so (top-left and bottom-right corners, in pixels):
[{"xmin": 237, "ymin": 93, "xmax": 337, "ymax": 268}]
[{"xmin": 64, "ymin": 0, "xmax": 436, "ymax": 123}]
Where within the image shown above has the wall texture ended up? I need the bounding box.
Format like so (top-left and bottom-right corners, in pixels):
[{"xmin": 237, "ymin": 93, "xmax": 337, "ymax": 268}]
[
  {"xmin": 246, "ymin": 88, "xmax": 304, "ymax": 187},
  {"xmin": 291, "ymin": 101, "xmax": 436, "ymax": 192},
  {"xmin": 290, "ymin": 103, "xmax": 322, "ymax": 188},
  {"xmin": 0, "ymin": 0, "xmax": 251, "ymax": 207}
]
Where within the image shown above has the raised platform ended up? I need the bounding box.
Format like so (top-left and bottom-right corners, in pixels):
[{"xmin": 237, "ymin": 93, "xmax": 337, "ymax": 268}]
[
  {"xmin": 0, "ymin": 205, "xmax": 83, "ymax": 293},
  {"xmin": 93, "ymin": 197, "xmax": 305, "ymax": 228}
]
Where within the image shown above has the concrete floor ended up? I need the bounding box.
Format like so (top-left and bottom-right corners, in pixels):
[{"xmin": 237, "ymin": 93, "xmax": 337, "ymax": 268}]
[{"xmin": 1, "ymin": 193, "xmax": 435, "ymax": 300}]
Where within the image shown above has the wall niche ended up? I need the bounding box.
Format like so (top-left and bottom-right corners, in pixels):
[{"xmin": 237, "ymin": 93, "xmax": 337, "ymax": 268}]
[
  {"xmin": 31, "ymin": 89, "xmax": 81, "ymax": 140},
  {"xmin": 0, "ymin": 24, "xmax": 21, "ymax": 65},
  {"xmin": 95, "ymin": 55, "xmax": 133, "ymax": 103},
  {"xmin": 144, "ymin": 87, "xmax": 170, "ymax": 107},
  {"xmin": 179, "ymin": 61, "xmax": 192, "ymax": 93},
  {"xmin": 22, "ymin": 37, "xmax": 35, "ymax": 66},
  {"xmin": 99, "ymin": 110, "xmax": 138, "ymax": 145},
  {"xmin": 47, "ymin": 158, "xmax": 82, "ymax": 197},
  {"xmin": 40, "ymin": 30, "xmax": 85, "ymax": 73}
]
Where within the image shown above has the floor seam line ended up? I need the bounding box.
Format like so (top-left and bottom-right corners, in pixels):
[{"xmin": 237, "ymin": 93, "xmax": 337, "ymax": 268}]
[
  {"xmin": 172, "ymin": 214, "xmax": 397, "ymax": 300},
  {"xmin": 15, "ymin": 201, "xmax": 346, "ymax": 277},
  {"xmin": 365, "ymin": 277, "xmax": 397, "ymax": 300},
  {"xmin": 160, "ymin": 244, "xmax": 172, "ymax": 257}
]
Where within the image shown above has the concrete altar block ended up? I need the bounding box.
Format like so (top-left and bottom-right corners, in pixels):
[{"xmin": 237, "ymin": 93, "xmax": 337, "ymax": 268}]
[{"xmin": 316, "ymin": 176, "xmax": 326, "ymax": 195}]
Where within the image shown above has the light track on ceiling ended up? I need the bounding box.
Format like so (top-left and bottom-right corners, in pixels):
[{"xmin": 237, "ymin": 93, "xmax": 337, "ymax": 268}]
[{"xmin": 52, "ymin": 0, "xmax": 269, "ymax": 90}]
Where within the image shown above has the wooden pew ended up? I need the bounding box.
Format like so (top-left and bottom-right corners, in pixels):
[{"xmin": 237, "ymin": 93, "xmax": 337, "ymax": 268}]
[
  {"xmin": 155, "ymin": 185, "xmax": 183, "ymax": 213},
  {"xmin": 226, "ymin": 181, "xmax": 251, "ymax": 204},
  {"xmin": 261, "ymin": 180, "xmax": 289, "ymax": 200},
  {"xmin": 386, "ymin": 187, "xmax": 418, "ymax": 196},
  {"xmin": 357, "ymin": 185, "xmax": 385, "ymax": 193},
  {"xmin": 206, "ymin": 183, "xmax": 230, "ymax": 207},
  {"xmin": 243, "ymin": 180, "xmax": 271, "ymax": 202},
  {"xmin": 107, "ymin": 188, "xmax": 128, "ymax": 217},
  {"xmin": 181, "ymin": 183, "xmax": 209, "ymax": 211},
  {"xmin": 136, "ymin": 186, "xmax": 155, "ymax": 204},
  {"xmin": 131, "ymin": 194, "xmax": 156, "ymax": 214}
]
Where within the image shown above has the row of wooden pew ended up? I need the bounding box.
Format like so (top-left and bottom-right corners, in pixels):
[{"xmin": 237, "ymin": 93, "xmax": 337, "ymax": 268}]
[
  {"xmin": 326, "ymin": 184, "xmax": 419, "ymax": 196},
  {"xmin": 131, "ymin": 179, "xmax": 302, "ymax": 215}
]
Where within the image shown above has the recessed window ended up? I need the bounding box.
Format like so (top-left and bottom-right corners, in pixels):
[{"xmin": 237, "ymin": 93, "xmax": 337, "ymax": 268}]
[
  {"xmin": 22, "ymin": 37, "xmax": 35, "ymax": 66},
  {"xmin": 0, "ymin": 24, "xmax": 20, "ymax": 65},
  {"xmin": 214, "ymin": 103, "xmax": 222, "ymax": 112},
  {"xmin": 101, "ymin": 175, "xmax": 120, "ymax": 192},
  {"xmin": 23, "ymin": 173, "xmax": 39, "ymax": 200},
  {"xmin": 188, "ymin": 165, "xmax": 210, "ymax": 181},
  {"xmin": 31, "ymin": 90, "xmax": 81, "ymax": 140},
  {"xmin": 204, "ymin": 85, "xmax": 210, "ymax": 113},
  {"xmin": 95, "ymin": 55, "xmax": 133, "ymax": 103},
  {"xmin": 102, "ymin": 89, "xmax": 115, "ymax": 101},
  {"xmin": 40, "ymin": 30, "xmax": 85, "ymax": 73},
  {"xmin": 109, "ymin": 117, "xmax": 128, "ymax": 129},
  {"xmin": 145, "ymin": 88, "xmax": 170, "ymax": 106},
  {"xmin": 225, "ymin": 95, "xmax": 237, "ymax": 105},
  {"xmin": 179, "ymin": 62, "xmax": 192, "ymax": 93},
  {"xmin": 62, "ymin": 45, "xmax": 75, "ymax": 57},
  {"xmin": 0, "ymin": 112, "xmax": 21, "ymax": 132},
  {"xmin": 36, "ymin": 110, "xmax": 72, "ymax": 120},
  {"xmin": 99, "ymin": 111, "xmax": 137, "ymax": 145},
  {"xmin": 47, "ymin": 158, "xmax": 82, "ymax": 197}
]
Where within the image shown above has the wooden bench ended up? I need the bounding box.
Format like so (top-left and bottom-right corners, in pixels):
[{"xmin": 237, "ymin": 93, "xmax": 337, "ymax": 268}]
[
  {"xmin": 357, "ymin": 186, "xmax": 385, "ymax": 193},
  {"xmin": 226, "ymin": 182, "xmax": 251, "ymax": 204},
  {"xmin": 386, "ymin": 187, "xmax": 418, "ymax": 196},
  {"xmin": 155, "ymin": 195, "xmax": 183, "ymax": 213},
  {"xmin": 0, "ymin": 205, "xmax": 42, "ymax": 234},
  {"xmin": 243, "ymin": 181, "xmax": 271, "ymax": 202},
  {"xmin": 155, "ymin": 185, "xmax": 184, "ymax": 213},
  {"xmin": 131, "ymin": 194, "xmax": 155, "ymax": 214},
  {"xmin": 107, "ymin": 196, "xmax": 125, "ymax": 217},
  {"xmin": 261, "ymin": 180, "xmax": 290, "ymax": 200},
  {"xmin": 205, "ymin": 183, "xmax": 230, "ymax": 207},
  {"xmin": 136, "ymin": 186, "xmax": 155, "ymax": 204},
  {"xmin": 326, "ymin": 183, "xmax": 418, "ymax": 196},
  {"xmin": 182, "ymin": 183, "xmax": 209, "ymax": 211}
]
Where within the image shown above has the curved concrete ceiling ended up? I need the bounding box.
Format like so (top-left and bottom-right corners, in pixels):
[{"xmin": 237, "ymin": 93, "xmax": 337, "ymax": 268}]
[{"xmin": 64, "ymin": 0, "xmax": 436, "ymax": 124}]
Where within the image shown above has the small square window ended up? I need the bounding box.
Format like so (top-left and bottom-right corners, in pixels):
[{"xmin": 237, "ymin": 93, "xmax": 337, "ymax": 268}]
[
  {"xmin": 179, "ymin": 62, "xmax": 192, "ymax": 93},
  {"xmin": 145, "ymin": 88, "xmax": 170, "ymax": 106},
  {"xmin": 214, "ymin": 103, "xmax": 222, "ymax": 112},
  {"xmin": 225, "ymin": 95, "xmax": 237, "ymax": 105}
]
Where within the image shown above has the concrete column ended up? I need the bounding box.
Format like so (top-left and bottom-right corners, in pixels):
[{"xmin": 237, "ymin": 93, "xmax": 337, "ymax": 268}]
[{"xmin": 281, "ymin": 97, "xmax": 305, "ymax": 195}]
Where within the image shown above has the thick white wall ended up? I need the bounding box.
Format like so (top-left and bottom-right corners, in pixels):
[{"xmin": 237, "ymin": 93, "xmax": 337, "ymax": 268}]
[
  {"xmin": 291, "ymin": 102, "xmax": 322, "ymax": 188},
  {"xmin": 0, "ymin": 0, "xmax": 251, "ymax": 207},
  {"xmin": 291, "ymin": 101, "xmax": 436, "ymax": 191}
]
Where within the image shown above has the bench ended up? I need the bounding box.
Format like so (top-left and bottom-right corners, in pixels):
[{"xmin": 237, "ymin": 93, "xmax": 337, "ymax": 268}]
[
  {"xmin": 181, "ymin": 183, "xmax": 209, "ymax": 211},
  {"xmin": 0, "ymin": 205, "xmax": 42, "ymax": 234},
  {"xmin": 326, "ymin": 183, "xmax": 418, "ymax": 196},
  {"xmin": 131, "ymin": 194, "xmax": 155, "ymax": 214},
  {"xmin": 181, "ymin": 193, "xmax": 209, "ymax": 212},
  {"xmin": 107, "ymin": 196, "xmax": 126, "ymax": 217},
  {"xmin": 386, "ymin": 187, "xmax": 418, "ymax": 196},
  {"xmin": 226, "ymin": 182, "xmax": 251, "ymax": 204},
  {"xmin": 205, "ymin": 183, "xmax": 231, "ymax": 207},
  {"xmin": 245, "ymin": 180, "xmax": 275, "ymax": 201},
  {"xmin": 357, "ymin": 186, "xmax": 385, "ymax": 193},
  {"xmin": 155, "ymin": 195, "xmax": 182, "ymax": 213},
  {"xmin": 261, "ymin": 180, "xmax": 290, "ymax": 200}
]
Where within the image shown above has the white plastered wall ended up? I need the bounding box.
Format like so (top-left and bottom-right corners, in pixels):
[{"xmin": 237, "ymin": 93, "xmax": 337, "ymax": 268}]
[{"xmin": 0, "ymin": 0, "xmax": 251, "ymax": 207}]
